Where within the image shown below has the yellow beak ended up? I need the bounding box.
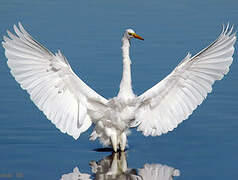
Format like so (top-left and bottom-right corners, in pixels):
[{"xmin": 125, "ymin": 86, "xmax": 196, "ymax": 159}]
[{"xmin": 132, "ymin": 33, "xmax": 144, "ymax": 40}]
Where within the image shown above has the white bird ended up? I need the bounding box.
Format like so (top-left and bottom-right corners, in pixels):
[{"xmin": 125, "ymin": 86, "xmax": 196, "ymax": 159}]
[{"xmin": 2, "ymin": 23, "xmax": 236, "ymax": 152}]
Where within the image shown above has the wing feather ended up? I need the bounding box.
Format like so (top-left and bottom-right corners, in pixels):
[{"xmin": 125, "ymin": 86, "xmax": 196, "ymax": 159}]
[
  {"xmin": 135, "ymin": 24, "xmax": 236, "ymax": 136},
  {"xmin": 2, "ymin": 22, "xmax": 108, "ymax": 139}
]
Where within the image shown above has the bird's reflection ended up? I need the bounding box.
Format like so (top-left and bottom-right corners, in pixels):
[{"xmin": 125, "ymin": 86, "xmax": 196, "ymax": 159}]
[{"xmin": 60, "ymin": 152, "xmax": 180, "ymax": 180}]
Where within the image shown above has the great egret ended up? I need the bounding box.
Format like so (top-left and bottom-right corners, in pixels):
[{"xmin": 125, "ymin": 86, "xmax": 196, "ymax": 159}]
[{"xmin": 2, "ymin": 23, "xmax": 236, "ymax": 152}]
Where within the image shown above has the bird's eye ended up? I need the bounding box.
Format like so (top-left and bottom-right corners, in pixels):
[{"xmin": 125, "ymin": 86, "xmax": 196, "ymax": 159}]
[{"xmin": 128, "ymin": 32, "xmax": 133, "ymax": 36}]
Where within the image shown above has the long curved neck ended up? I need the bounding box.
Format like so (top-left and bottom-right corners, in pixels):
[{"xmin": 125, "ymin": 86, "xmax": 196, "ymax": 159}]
[{"xmin": 118, "ymin": 36, "xmax": 134, "ymax": 99}]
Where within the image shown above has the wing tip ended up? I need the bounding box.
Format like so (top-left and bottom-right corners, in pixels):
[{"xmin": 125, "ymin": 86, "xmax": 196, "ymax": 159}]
[
  {"xmin": 13, "ymin": 24, "xmax": 19, "ymax": 34},
  {"xmin": 221, "ymin": 22, "xmax": 236, "ymax": 37}
]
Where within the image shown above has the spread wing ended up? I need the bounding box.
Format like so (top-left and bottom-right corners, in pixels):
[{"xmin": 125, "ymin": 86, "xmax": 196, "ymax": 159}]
[
  {"xmin": 2, "ymin": 22, "xmax": 108, "ymax": 139},
  {"xmin": 134, "ymin": 24, "xmax": 236, "ymax": 136}
]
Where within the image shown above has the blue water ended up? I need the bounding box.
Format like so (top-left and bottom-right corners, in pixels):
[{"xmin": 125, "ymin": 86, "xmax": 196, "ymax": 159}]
[{"xmin": 0, "ymin": 0, "xmax": 238, "ymax": 179}]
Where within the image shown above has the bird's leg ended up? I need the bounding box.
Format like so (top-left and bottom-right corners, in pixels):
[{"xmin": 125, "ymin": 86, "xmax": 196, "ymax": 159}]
[
  {"xmin": 110, "ymin": 134, "xmax": 118, "ymax": 152},
  {"xmin": 119, "ymin": 132, "xmax": 127, "ymax": 152}
]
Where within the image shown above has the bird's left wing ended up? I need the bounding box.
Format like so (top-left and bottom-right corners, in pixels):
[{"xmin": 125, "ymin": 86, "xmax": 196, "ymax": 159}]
[
  {"xmin": 2, "ymin": 23, "xmax": 108, "ymax": 139},
  {"xmin": 134, "ymin": 24, "xmax": 236, "ymax": 136}
]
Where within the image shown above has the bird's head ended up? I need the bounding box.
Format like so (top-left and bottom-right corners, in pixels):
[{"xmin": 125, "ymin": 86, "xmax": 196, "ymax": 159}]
[{"xmin": 124, "ymin": 29, "xmax": 144, "ymax": 41}]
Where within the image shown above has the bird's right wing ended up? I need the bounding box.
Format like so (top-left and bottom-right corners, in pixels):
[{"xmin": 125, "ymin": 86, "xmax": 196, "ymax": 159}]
[
  {"xmin": 134, "ymin": 24, "xmax": 236, "ymax": 136},
  {"xmin": 2, "ymin": 23, "xmax": 108, "ymax": 139}
]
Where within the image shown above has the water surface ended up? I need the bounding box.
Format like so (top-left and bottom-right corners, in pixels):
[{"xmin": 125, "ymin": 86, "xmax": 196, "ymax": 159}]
[{"xmin": 0, "ymin": 0, "xmax": 238, "ymax": 179}]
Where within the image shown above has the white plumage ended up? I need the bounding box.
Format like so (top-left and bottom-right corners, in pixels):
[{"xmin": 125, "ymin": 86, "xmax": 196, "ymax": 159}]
[{"xmin": 2, "ymin": 23, "xmax": 236, "ymax": 152}]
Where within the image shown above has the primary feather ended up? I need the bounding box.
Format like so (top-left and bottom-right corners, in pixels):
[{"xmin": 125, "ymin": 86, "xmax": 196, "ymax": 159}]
[{"xmin": 2, "ymin": 23, "xmax": 236, "ymax": 152}]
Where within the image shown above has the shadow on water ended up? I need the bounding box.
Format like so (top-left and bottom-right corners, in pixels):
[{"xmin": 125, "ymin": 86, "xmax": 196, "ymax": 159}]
[
  {"xmin": 93, "ymin": 147, "xmax": 115, "ymax": 152},
  {"xmin": 93, "ymin": 148, "xmax": 129, "ymax": 152},
  {"xmin": 60, "ymin": 152, "xmax": 180, "ymax": 180}
]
